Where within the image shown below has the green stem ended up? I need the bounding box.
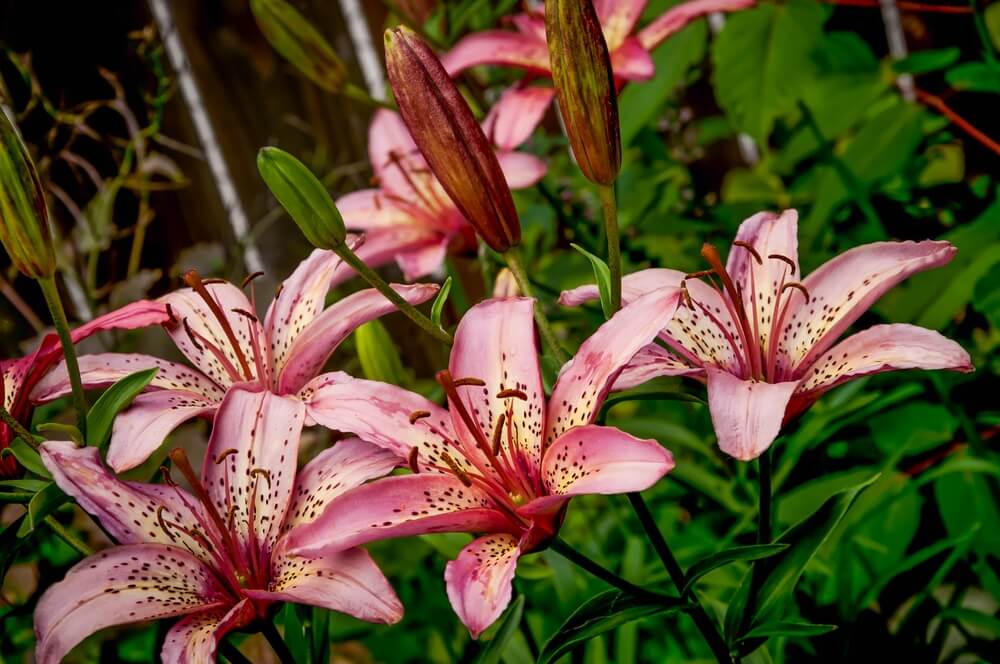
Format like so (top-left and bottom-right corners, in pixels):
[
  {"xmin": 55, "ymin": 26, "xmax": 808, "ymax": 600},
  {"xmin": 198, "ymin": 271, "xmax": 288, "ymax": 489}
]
[
  {"xmin": 342, "ymin": 83, "xmax": 398, "ymax": 111},
  {"xmin": 549, "ymin": 537, "xmax": 666, "ymax": 603},
  {"xmin": 333, "ymin": 244, "xmax": 452, "ymax": 346},
  {"xmin": 261, "ymin": 620, "xmax": 296, "ymax": 664},
  {"xmin": 503, "ymin": 248, "xmax": 570, "ymax": 364},
  {"xmin": 627, "ymin": 492, "xmax": 734, "ymax": 664},
  {"xmin": 758, "ymin": 450, "xmax": 772, "ymax": 545},
  {"xmin": 0, "ymin": 405, "xmax": 35, "ymax": 448},
  {"xmin": 44, "ymin": 516, "xmax": 93, "ymax": 556},
  {"xmin": 598, "ymin": 183, "xmax": 622, "ymax": 312},
  {"xmin": 219, "ymin": 639, "xmax": 254, "ymax": 664},
  {"xmin": 38, "ymin": 277, "xmax": 87, "ymax": 438}
]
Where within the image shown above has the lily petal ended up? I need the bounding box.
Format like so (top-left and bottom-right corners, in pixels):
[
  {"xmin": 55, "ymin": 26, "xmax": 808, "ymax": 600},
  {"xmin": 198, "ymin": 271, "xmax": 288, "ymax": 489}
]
[
  {"xmin": 329, "ymin": 227, "xmax": 447, "ymax": 286},
  {"xmin": 546, "ymin": 288, "xmax": 681, "ymax": 443},
  {"xmin": 287, "ymin": 474, "xmax": 510, "ymax": 556},
  {"xmin": 337, "ymin": 189, "xmax": 421, "ymax": 230},
  {"xmin": 69, "ymin": 299, "xmax": 172, "ymax": 343},
  {"xmin": 368, "ymin": 109, "xmax": 424, "ymax": 199},
  {"xmin": 444, "ymin": 533, "xmax": 522, "ymax": 638},
  {"xmin": 160, "ymin": 599, "xmax": 255, "ymax": 664},
  {"xmin": 705, "ymin": 368, "xmax": 798, "ymax": 460},
  {"xmin": 483, "ymin": 86, "xmax": 556, "ymax": 151},
  {"xmin": 396, "ymin": 238, "xmax": 450, "ymax": 280},
  {"xmin": 34, "ymin": 543, "xmax": 228, "ymax": 664},
  {"xmin": 246, "ymin": 547, "xmax": 402, "ymax": 624},
  {"xmin": 611, "ymin": 343, "xmax": 701, "ymax": 391},
  {"xmin": 609, "ymin": 38, "xmax": 655, "ymax": 81},
  {"xmin": 441, "ymin": 30, "xmax": 551, "ymax": 76},
  {"xmin": 595, "ymin": 0, "xmax": 649, "ymax": 51},
  {"xmin": 638, "ymin": 0, "xmax": 755, "ymax": 51},
  {"xmin": 497, "ymin": 150, "xmax": 548, "ymax": 189},
  {"xmin": 783, "ymin": 240, "xmax": 957, "ymax": 373},
  {"xmin": 278, "ymin": 283, "xmax": 439, "ymax": 394}
]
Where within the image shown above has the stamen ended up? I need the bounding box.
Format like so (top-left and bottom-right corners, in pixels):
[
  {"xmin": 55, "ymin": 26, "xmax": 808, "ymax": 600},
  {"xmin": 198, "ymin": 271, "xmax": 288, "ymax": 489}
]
[
  {"xmin": 182, "ymin": 318, "xmax": 203, "ymax": 351},
  {"xmin": 408, "ymin": 410, "xmax": 431, "ymax": 425},
  {"xmin": 733, "ymin": 240, "xmax": 763, "ymax": 264},
  {"xmin": 250, "ymin": 468, "xmax": 271, "ymax": 488},
  {"xmin": 496, "ymin": 389, "xmax": 527, "ymax": 400},
  {"xmin": 387, "ymin": 150, "xmax": 437, "ymax": 210},
  {"xmin": 164, "ymin": 303, "xmax": 178, "ymax": 325},
  {"xmin": 156, "ymin": 506, "xmax": 177, "ymax": 540},
  {"xmin": 407, "ymin": 447, "xmax": 420, "ymax": 474},
  {"xmin": 241, "ymin": 271, "xmax": 265, "ymax": 288},
  {"xmin": 768, "ymin": 254, "xmax": 797, "ymax": 271},
  {"xmin": 159, "ymin": 465, "xmax": 177, "ymax": 487},
  {"xmin": 491, "ymin": 414, "xmax": 506, "ymax": 456},
  {"xmin": 452, "ymin": 377, "xmax": 487, "ymax": 388},
  {"xmin": 274, "ymin": 283, "xmax": 284, "ymax": 299},
  {"xmin": 214, "ymin": 448, "xmax": 238, "ymax": 465},
  {"xmin": 201, "ymin": 278, "xmax": 227, "ymax": 285},
  {"xmin": 441, "ymin": 452, "xmax": 472, "ymax": 487},
  {"xmin": 231, "ymin": 308, "xmax": 259, "ymax": 323},
  {"xmin": 373, "ymin": 193, "xmax": 383, "ymax": 211},
  {"xmin": 679, "ymin": 281, "xmax": 693, "ymax": 309},
  {"xmin": 701, "ymin": 242, "xmax": 762, "ymax": 379},
  {"xmin": 183, "ymin": 270, "xmax": 254, "ymax": 381},
  {"xmin": 685, "ymin": 269, "xmax": 715, "ymax": 280},
  {"xmin": 781, "ymin": 282, "xmax": 811, "ymax": 303}
]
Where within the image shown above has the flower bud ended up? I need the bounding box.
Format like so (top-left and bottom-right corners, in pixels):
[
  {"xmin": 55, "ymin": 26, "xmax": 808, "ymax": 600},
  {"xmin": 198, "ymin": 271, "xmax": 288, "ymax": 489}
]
[
  {"xmin": 384, "ymin": 26, "xmax": 520, "ymax": 253},
  {"xmin": 257, "ymin": 147, "xmax": 346, "ymax": 249},
  {"xmin": 546, "ymin": 0, "xmax": 621, "ymax": 186},
  {"xmin": 0, "ymin": 111, "xmax": 55, "ymax": 279},
  {"xmin": 250, "ymin": 0, "xmax": 347, "ymax": 93}
]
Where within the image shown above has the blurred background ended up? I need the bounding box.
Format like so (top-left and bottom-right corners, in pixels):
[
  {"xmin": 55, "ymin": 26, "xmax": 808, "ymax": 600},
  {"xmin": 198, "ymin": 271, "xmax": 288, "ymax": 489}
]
[{"xmin": 1, "ymin": 0, "xmax": 999, "ymax": 662}]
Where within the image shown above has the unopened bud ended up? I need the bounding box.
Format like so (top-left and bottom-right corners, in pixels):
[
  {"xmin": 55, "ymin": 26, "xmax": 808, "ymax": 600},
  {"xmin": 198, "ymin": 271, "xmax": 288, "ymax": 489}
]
[
  {"xmin": 384, "ymin": 26, "xmax": 520, "ymax": 253},
  {"xmin": 250, "ymin": 0, "xmax": 348, "ymax": 93},
  {"xmin": 0, "ymin": 111, "xmax": 55, "ymax": 279},
  {"xmin": 257, "ymin": 147, "xmax": 346, "ymax": 249},
  {"xmin": 546, "ymin": 0, "xmax": 621, "ymax": 186}
]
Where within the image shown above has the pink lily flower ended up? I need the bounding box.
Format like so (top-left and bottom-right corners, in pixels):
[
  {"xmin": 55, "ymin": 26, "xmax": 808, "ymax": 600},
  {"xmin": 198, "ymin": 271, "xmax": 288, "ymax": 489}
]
[
  {"xmin": 441, "ymin": 0, "xmax": 755, "ymax": 150},
  {"xmin": 287, "ymin": 293, "xmax": 681, "ymax": 636},
  {"xmin": 33, "ymin": 248, "xmax": 438, "ymax": 472},
  {"xmin": 1, "ymin": 301, "xmax": 169, "ymax": 477},
  {"xmin": 560, "ymin": 209, "xmax": 974, "ymax": 461},
  {"xmin": 336, "ymin": 110, "xmax": 545, "ymax": 280},
  {"xmin": 34, "ymin": 387, "xmax": 403, "ymax": 664}
]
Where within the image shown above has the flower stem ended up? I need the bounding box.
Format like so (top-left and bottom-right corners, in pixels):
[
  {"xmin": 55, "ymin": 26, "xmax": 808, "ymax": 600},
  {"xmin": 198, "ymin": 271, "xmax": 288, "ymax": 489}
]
[
  {"xmin": 758, "ymin": 449, "xmax": 772, "ymax": 545},
  {"xmin": 0, "ymin": 405, "xmax": 35, "ymax": 448},
  {"xmin": 333, "ymin": 243, "xmax": 453, "ymax": 346},
  {"xmin": 38, "ymin": 277, "xmax": 87, "ymax": 438},
  {"xmin": 43, "ymin": 516, "xmax": 93, "ymax": 557},
  {"xmin": 261, "ymin": 620, "xmax": 296, "ymax": 664},
  {"xmin": 549, "ymin": 536, "xmax": 665, "ymax": 603},
  {"xmin": 219, "ymin": 639, "xmax": 254, "ymax": 664},
  {"xmin": 503, "ymin": 248, "xmax": 569, "ymax": 364},
  {"xmin": 627, "ymin": 492, "xmax": 734, "ymax": 664},
  {"xmin": 342, "ymin": 83, "xmax": 398, "ymax": 112},
  {"xmin": 597, "ymin": 183, "xmax": 622, "ymax": 312}
]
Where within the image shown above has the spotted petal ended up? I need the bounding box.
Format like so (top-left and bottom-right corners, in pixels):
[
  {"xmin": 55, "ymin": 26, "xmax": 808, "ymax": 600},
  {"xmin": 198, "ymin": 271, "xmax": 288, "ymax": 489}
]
[
  {"xmin": 445, "ymin": 533, "xmax": 523, "ymax": 638},
  {"xmin": 160, "ymin": 599, "xmax": 255, "ymax": 664},
  {"xmin": 483, "ymin": 86, "xmax": 556, "ymax": 151},
  {"xmin": 34, "ymin": 544, "xmax": 229, "ymax": 664},
  {"xmin": 441, "ymin": 30, "xmax": 551, "ymax": 76},
  {"xmin": 611, "ymin": 343, "xmax": 701, "ymax": 391},
  {"xmin": 705, "ymin": 368, "xmax": 798, "ymax": 461},
  {"xmin": 638, "ymin": 0, "xmax": 755, "ymax": 50}
]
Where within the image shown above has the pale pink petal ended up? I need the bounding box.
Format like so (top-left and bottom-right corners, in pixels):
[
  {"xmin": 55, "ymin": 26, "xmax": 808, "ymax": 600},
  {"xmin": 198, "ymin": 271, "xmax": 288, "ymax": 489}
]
[
  {"xmin": 610, "ymin": 38, "xmax": 655, "ymax": 81},
  {"xmin": 246, "ymin": 548, "xmax": 402, "ymax": 624},
  {"xmin": 611, "ymin": 343, "xmax": 701, "ymax": 391},
  {"xmin": 302, "ymin": 372, "xmax": 471, "ymax": 475},
  {"xmin": 782, "ymin": 240, "xmax": 957, "ymax": 373},
  {"xmin": 277, "ymin": 283, "xmax": 439, "ymax": 394},
  {"xmin": 396, "ymin": 238, "xmax": 449, "ymax": 280},
  {"xmin": 560, "ymin": 268, "xmax": 689, "ymax": 306},
  {"xmin": 282, "ymin": 437, "xmax": 400, "ymax": 533},
  {"xmin": 445, "ymin": 533, "xmax": 522, "ymax": 638},
  {"xmin": 442, "ymin": 31, "xmax": 551, "ymax": 76},
  {"xmin": 546, "ymin": 288, "xmax": 682, "ymax": 443},
  {"xmin": 106, "ymin": 390, "xmax": 218, "ymax": 472},
  {"xmin": 483, "ymin": 86, "xmax": 556, "ymax": 151},
  {"xmin": 68, "ymin": 299, "xmax": 171, "ymax": 343},
  {"xmin": 705, "ymin": 368, "xmax": 798, "ymax": 461},
  {"xmin": 287, "ymin": 474, "xmax": 511, "ymax": 556},
  {"xmin": 337, "ymin": 189, "xmax": 420, "ymax": 230},
  {"xmin": 160, "ymin": 599, "xmax": 255, "ymax": 664},
  {"xmin": 328, "ymin": 227, "xmax": 445, "ymax": 286},
  {"xmin": 511, "ymin": 13, "xmax": 546, "ymax": 41},
  {"xmin": 596, "ymin": 0, "xmax": 650, "ymax": 51},
  {"xmin": 638, "ymin": 0, "xmax": 756, "ymax": 50},
  {"xmin": 493, "ymin": 268, "xmax": 520, "ymax": 298},
  {"xmin": 790, "ymin": 324, "xmax": 973, "ymax": 417},
  {"xmin": 449, "ymin": 297, "xmax": 546, "ymax": 479},
  {"xmin": 160, "ymin": 282, "xmax": 261, "ymax": 387},
  {"xmin": 30, "ymin": 353, "xmax": 224, "ymax": 404},
  {"xmin": 497, "ymin": 151, "xmax": 548, "ymax": 188},
  {"xmin": 368, "ymin": 110, "xmax": 423, "ymax": 198},
  {"xmin": 202, "ymin": 388, "xmax": 305, "ymax": 555},
  {"xmin": 34, "ymin": 544, "xmax": 229, "ymax": 664},
  {"xmin": 40, "ymin": 441, "xmax": 219, "ymax": 560}
]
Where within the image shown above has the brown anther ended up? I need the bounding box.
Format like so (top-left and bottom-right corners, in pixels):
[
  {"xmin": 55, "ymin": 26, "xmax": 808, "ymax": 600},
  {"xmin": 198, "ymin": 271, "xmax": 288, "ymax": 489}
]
[
  {"xmin": 201, "ymin": 278, "xmax": 227, "ymax": 285},
  {"xmin": 250, "ymin": 468, "xmax": 271, "ymax": 487},
  {"xmin": 407, "ymin": 447, "xmax": 420, "ymax": 474},
  {"xmin": 164, "ymin": 303, "xmax": 178, "ymax": 325},
  {"xmin": 491, "ymin": 415, "xmax": 506, "ymax": 456},
  {"xmin": 183, "ymin": 269, "xmax": 254, "ymax": 380},
  {"xmin": 679, "ymin": 281, "xmax": 693, "ymax": 309},
  {"xmin": 241, "ymin": 271, "xmax": 265, "ymax": 288},
  {"xmin": 408, "ymin": 410, "xmax": 431, "ymax": 425},
  {"xmin": 733, "ymin": 240, "xmax": 763, "ymax": 264},
  {"xmin": 685, "ymin": 269, "xmax": 715, "ymax": 280},
  {"xmin": 768, "ymin": 254, "xmax": 797, "ymax": 271},
  {"xmin": 441, "ymin": 452, "xmax": 472, "ymax": 487},
  {"xmin": 214, "ymin": 448, "xmax": 238, "ymax": 465},
  {"xmin": 781, "ymin": 282, "xmax": 811, "ymax": 302},
  {"xmin": 182, "ymin": 318, "xmax": 203, "ymax": 351},
  {"xmin": 496, "ymin": 388, "xmax": 527, "ymax": 400},
  {"xmin": 373, "ymin": 194, "xmax": 383, "ymax": 211},
  {"xmin": 156, "ymin": 506, "xmax": 176, "ymax": 540},
  {"xmin": 224, "ymin": 503, "xmax": 237, "ymax": 528},
  {"xmin": 274, "ymin": 283, "xmax": 285, "ymax": 299},
  {"xmin": 159, "ymin": 466, "xmax": 177, "ymax": 487},
  {"xmin": 231, "ymin": 308, "xmax": 259, "ymax": 323},
  {"xmin": 452, "ymin": 377, "xmax": 487, "ymax": 388}
]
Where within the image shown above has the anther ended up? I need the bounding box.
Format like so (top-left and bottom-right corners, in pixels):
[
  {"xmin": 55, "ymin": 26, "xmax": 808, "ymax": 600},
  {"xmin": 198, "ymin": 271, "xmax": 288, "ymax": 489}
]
[
  {"xmin": 274, "ymin": 283, "xmax": 284, "ymax": 299},
  {"xmin": 183, "ymin": 269, "xmax": 254, "ymax": 380},
  {"xmin": 733, "ymin": 240, "xmax": 762, "ymax": 264},
  {"xmin": 452, "ymin": 377, "xmax": 487, "ymax": 388},
  {"xmin": 407, "ymin": 447, "xmax": 420, "ymax": 474},
  {"xmin": 768, "ymin": 254, "xmax": 797, "ymax": 271},
  {"xmin": 441, "ymin": 452, "xmax": 472, "ymax": 487},
  {"xmin": 408, "ymin": 410, "xmax": 431, "ymax": 425},
  {"xmin": 201, "ymin": 278, "xmax": 226, "ymax": 285},
  {"xmin": 164, "ymin": 303, "xmax": 177, "ymax": 325},
  {"xmin": 182, "ymin": 318, "xmax": 203, "ymax": 351},
  {"xmin": 250, "ymin": 468, "xmax": 271, "ymax": 487},
  {"xmin": 781, "ymin": 282, "xmax": 811, "ymax": 302},
  {"xmin": 679, "ymin": 281, "xmax": 693, "ymax": 309},
  {"xmin": 685, "ymin": 269, "xmax": 715, "ymax": 280},
  {"xmin": 214, "ymin": 448, "xmax": 238, "ymax": 465},
  {"xmin": 231, "ymin": 308, "xmax": 258, "ymax": 323},
  {"xmin": 156, "ymin": 506, "xmax": 176, "ymax": 540},
  {"xmin": 496, "ymin": 389, "xmax": 527, "ymax": 400},
  {"xmin": 159, "ymin": 466, "xmax": 177, "ymax": 487},
  {"xmin": 491, "ymin": 415, "xmax": 506, "ymax": 456},
  {"xmin": 241, "ymin": 271, "xmax": 264, "ymax": 288}
]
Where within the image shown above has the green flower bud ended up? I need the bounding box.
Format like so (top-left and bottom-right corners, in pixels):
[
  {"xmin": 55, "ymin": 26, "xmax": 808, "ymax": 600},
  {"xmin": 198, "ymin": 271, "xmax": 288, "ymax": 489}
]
[
  {"xmin": 250, "ymin": 0, "xmax": 348, "ymax": 94},
  {"xmin": 0, "ymin": 111, "xmax": 55, "ymax": 279},
  {"xmin": 546, "ymin": 0, "xmax": 622, "ymax": 186},
  {"xmin": 384, "ymin": 26, "xmax": 521, "ymax": 253},
  {"xmin": 257, "ymin": 147, "xmax": 346, "ymax": 249}
]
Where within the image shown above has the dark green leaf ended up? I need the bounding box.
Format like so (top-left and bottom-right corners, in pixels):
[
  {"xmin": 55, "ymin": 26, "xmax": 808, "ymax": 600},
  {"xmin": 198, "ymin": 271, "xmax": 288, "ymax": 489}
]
[
  {"xmin": 431, "ymin": 275, "xmax": 452, "ymax": 328},
  {"xmin": 18, "ymin": 482, "xmax": 66, "ymax": 536},
  {"xmin": 743, "ymin": 622, "xmax": 837, "ymax": 639},
  {"xmin": 87, "ymin": 368, "xmax": 158, "ymax": 451},
  {"xmin": 893, "ymin": 48, "xmax": 961, "ymax": 74},
  {"xmin": 945, "ymin": 62, "xmax": 1000, "ymax": 95},
  {"xmin": 1, "ymin": 437, "xmax": 51, "ymax": 479},
  {"xmin": 475, "ymin": 594, "xmax": 525, "ymax": 664},
  {"xmin": 0, "ymin": 478, "xmax": 48, "ymax": 493},
  {"xmin": 682, "ymin": 544, "xmax": 789, "ymax": 595},
  {"xmin": 280, "ymin": 603, "xmax": 309, "ymax": 662},
  {"xmin": 571, "ymin": 243, "xmax": 613, "ymax": 319}
]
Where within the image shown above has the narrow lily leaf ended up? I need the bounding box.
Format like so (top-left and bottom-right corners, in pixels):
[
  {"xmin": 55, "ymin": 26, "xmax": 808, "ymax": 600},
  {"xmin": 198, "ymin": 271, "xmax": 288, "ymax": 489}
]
[
  {"xmin": 743, "ymin": 621, "xmax": 837, "ymax": 639},
  {"xmin": 939, "ymin": 607, "xmax": 1000, "ymax": 638},
  {"xmin": 0, "ymin": 478, "xmax": 49, "ymax": 493},
  {"xmin": 86, "ymin": 368, "xmax": 158, "ymax": 452},
  {"xmin": 430, "ymin": 275, "xmax": 452, "ymax": 328},
  {"xmin": 19, "ymin": 482, "xmax": 66, "ymax": 535},
  {"xmin": 538, "ymin": 590, "xmax": 688, "ymax": 664},
  {"xmin": 1, "ymin": 438, "xmax": 51, "ymax": 479},
  {"xmin": 36, "ymin": 423, "xmax": 83, "ymax": 447},
  {"xmin": 681, "ymin": 544, "xmax": 789, "ymax": 596},
  {"xmin": 280, "ymin": 604, "xmax": 310, "ymax": 662},
  {"xmin": 571, "ymin": 243, "xmax": 613, "ymax": 319},
  {"xmin": 355, "ymin": 320, "xmax": 407, "ymax": 385},
  {"xmin": 250, "ymin": 0, "xmax": 348, "ymax": 93},
  {"xmin": 475, "ymin": 594, "xmax": 525, "ymax": 664}
]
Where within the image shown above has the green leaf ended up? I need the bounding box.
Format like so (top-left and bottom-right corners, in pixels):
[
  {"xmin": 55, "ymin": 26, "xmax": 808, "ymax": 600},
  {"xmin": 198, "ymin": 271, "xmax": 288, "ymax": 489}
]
[
  {"xmin": 355, "ymin": 320, "xmax": 407, "ymax": 385},
  {"xmin": 893, "ymin": 48, "xmax": 961, "ymax": 74},
  {"xmin": 682, "ymin": 544, "xmax": 789, "ymax": 595},
  {"xmin": 987, "ymin": 1, "xmax": 1000, "ymax": 52},
  {"xmin": 945, "ymin": 62, "xmax": 1000, "ymax": 95},
  {"xmin": 430, "ymin": 275, "xmax": 452, "ymax": 328},
  {"xmin": 280, "ymin": 604, "xmax": 310, "ymax": 662},
  {"xmin": 743, "ymin": 622, "xmax": 837, "ymax": 639},
  {"xmin": 571, "ymin": 243, "xmax": 613, "ymax": 319},
  {"xmin": 711, "ymin": 0, "xmax": 827, "ymax": 143},
  {"xmin": 0, "ymin": 479, "xmax": 48, "ymax": 493},
  {"xmin": 18, "ymin": 482, "xmax": 66, "ymax": 536},
  {"xmin": 538, "ymin": 590, "xmax": 688, "ymax": 664},
  {"xmin": 36, "ymin": 423, "xmax": 82, "ymax": 446},
  {"xmin": 87, "ymin": 368, "xmax": 158, "ymax": 451},
  {"xmin": 917, "ymin": 142, "xmax": 964, "ymax": 187},
  {"xmin": 249, "ymin": 0, "xmax": 348, "ymax": 93},
  {"xmin": 939, "ymin": 607, "xmax": 1000, "ymax": 638},
  {"xmin": 475, "ymin": 594, "xmax": 525, "ymax": 664},
  {"xmin": 1, "ymin": 437, "xmax": 51, "ymax": 479}
]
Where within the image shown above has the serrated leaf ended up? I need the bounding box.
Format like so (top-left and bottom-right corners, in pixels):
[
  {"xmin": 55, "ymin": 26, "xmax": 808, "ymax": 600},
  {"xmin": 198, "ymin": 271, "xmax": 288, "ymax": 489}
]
[
  {"xmin": 431, "ymin": 275, "xmax": 452, "ymax": 328},
  {"xmin": 682, "ymin": 544, "xmax": 789, "ymax": 596},
  {"xmin": 538, "ymin": 590, "xmax": 688, "ymax": 664},
  {"xmin": 743, "ymin": 622, "xmax": 837, "ymax": 639},
  {"xmin": 1, "ymin": 437, "xmax": 51, "ymax": 479},
  {"xmin": 571, "ymin": 243, "xmax": 613, "ymax": 319},
  {"xmin": 87, "ymin": 368, "xmax": 158, "ymax": 451},
  {"xmin": 475, "ymin": 594, "xmax": 525, "ymax": 664}
]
